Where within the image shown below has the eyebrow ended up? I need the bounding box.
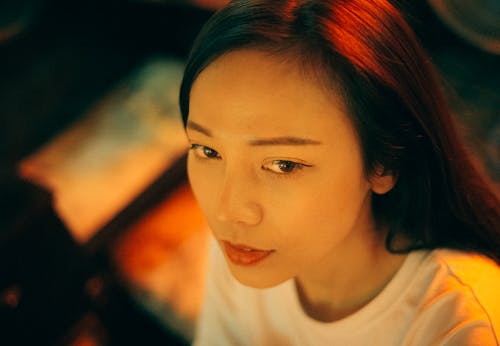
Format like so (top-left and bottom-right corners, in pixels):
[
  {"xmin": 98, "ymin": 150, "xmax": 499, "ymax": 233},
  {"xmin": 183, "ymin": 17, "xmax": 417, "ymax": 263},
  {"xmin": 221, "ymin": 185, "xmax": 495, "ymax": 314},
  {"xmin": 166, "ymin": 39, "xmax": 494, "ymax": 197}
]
[
  {"xmin": 186, "ymin": 120, "xmax": 322, "ymax": 146},
  {"xmin": 248, "ymin": 137, "xmax": 322, "ymax": 146},
  {"xmin": 187, "ymin": 120, "xmax": 213, "ymax": 137}
]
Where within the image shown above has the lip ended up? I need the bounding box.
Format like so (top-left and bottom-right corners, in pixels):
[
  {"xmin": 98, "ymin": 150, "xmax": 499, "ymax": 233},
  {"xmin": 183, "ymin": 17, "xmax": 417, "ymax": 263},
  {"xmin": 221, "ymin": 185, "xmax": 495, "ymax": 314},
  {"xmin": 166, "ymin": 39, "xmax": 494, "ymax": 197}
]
[{"xmin": 222, "ymin": 241, "xmax": 275, "ymax": 266}]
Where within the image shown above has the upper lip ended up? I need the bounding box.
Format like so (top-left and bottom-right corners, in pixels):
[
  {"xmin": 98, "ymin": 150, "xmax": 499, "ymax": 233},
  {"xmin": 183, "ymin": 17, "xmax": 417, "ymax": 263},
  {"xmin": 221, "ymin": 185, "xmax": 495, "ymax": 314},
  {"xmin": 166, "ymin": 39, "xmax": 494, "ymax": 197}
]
[{"xmin": 223, "ymin": 240, "xmax": 273, "ymax": 252}]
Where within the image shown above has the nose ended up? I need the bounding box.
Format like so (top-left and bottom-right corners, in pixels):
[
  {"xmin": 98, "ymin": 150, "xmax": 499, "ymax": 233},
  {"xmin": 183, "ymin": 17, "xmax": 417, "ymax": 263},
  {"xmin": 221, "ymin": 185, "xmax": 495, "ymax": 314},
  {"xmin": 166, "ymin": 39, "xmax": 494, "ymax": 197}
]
[{"xmin": 215, "ymin": 169, "xmax": 263, "ymax": 226}]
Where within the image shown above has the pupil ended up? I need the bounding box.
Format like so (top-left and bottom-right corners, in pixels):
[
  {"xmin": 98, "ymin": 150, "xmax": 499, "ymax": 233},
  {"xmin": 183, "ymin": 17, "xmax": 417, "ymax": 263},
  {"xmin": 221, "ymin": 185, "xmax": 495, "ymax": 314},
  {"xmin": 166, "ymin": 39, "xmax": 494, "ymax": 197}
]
[
  {"xmin": 204, "ymin": 147, "xmax": 216, "ymax": 157},
  {"xmin": 278, "ymin": 161, "xmax": 294, "ymax": 172}
]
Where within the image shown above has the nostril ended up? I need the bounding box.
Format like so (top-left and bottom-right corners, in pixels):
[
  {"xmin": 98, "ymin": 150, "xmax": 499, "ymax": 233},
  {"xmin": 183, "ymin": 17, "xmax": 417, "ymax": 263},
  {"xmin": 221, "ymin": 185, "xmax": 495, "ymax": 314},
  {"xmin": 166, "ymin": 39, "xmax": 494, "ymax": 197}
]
[{"xmin": 216, "ymin": 199, "xmax": 263, "ymax": 226}]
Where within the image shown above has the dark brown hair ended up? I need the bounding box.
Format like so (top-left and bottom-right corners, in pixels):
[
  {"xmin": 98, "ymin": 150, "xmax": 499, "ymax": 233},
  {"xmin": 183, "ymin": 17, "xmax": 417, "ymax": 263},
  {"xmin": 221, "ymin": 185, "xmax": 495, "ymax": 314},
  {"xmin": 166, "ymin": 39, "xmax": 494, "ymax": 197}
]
[{"xmin": 179, "ymin": 0, "xmax": 500, "ymax": 263}]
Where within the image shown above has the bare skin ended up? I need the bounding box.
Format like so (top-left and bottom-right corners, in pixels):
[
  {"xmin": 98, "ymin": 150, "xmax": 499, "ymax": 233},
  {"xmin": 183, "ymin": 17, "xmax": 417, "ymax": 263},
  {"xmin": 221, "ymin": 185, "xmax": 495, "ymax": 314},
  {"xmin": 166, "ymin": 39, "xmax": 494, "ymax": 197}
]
[{"xmin": 186, "ymin": 48, "xmax": 407, "ymax": 322}]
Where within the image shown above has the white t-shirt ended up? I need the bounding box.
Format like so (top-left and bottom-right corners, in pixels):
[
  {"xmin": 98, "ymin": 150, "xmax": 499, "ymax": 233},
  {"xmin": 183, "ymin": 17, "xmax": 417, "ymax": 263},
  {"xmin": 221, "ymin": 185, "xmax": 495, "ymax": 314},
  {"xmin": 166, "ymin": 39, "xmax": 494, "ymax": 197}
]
[{"xmin": 193, "ymin": 239, "xmax": 500, "ymax": 345}]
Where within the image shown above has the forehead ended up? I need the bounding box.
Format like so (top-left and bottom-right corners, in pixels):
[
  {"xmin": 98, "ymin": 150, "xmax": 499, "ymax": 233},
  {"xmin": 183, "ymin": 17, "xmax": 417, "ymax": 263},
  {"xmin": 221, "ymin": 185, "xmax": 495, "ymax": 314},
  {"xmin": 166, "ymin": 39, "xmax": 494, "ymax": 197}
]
[{"xmin": 189, "ymin": 49, "xmax": 354, "ymax": 141}]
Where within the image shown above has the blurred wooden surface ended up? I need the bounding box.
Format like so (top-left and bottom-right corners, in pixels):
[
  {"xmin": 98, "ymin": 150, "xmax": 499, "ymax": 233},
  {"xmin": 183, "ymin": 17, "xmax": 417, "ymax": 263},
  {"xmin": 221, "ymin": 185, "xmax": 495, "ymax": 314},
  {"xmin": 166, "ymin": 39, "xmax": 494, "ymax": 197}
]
[
  {"xmin": 113, "ymin": 183, "xmax": 209, "ymax": 339},
  {"xmin": 20, "ymin": 58, "xmax": 188, "ymax": 243}
]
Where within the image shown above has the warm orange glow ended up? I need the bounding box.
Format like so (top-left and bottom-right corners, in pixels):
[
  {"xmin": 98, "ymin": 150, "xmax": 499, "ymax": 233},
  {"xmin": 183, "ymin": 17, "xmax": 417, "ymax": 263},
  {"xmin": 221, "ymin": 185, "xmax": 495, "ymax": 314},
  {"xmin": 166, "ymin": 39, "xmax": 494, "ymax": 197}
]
[
  {"xmin": 113, "ymin": 182, "xmax": 209, "ymax": 329},
  {"xmin": 115, "ymin": 182, "xmax": 207, "ymax": 277},
  {"xmin": 325, "ymin": 0, "xmax": 404, "ymax": 90}
]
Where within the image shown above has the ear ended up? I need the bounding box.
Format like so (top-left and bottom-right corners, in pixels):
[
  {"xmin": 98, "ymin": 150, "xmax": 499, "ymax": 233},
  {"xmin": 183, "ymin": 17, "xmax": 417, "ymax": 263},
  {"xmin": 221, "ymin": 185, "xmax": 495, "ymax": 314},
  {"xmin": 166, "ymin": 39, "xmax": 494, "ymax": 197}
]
[{"xmin": 370, "ymin": 166, "xmax": 397, "ymax": 195}]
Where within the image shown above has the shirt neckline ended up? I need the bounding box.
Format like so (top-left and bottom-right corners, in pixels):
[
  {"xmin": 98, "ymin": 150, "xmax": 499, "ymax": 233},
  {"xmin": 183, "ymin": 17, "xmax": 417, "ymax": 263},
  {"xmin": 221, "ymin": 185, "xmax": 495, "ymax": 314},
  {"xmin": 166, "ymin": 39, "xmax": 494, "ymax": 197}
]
[{"xmin": 285, "ymin": 250, "xmax": 430, "ymax": 335}]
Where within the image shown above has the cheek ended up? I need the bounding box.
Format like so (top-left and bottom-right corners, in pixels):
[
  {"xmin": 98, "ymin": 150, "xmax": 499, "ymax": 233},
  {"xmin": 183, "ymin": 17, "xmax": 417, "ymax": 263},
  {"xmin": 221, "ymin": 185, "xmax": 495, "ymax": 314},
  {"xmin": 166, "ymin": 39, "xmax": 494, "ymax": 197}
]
[
  {"xmin": 187, "ymin": 156, "xmax": 216, "ymax": 216},
  {"xmin": 273, "ymin": 169, "xmax": 370, "ymax": 242}
]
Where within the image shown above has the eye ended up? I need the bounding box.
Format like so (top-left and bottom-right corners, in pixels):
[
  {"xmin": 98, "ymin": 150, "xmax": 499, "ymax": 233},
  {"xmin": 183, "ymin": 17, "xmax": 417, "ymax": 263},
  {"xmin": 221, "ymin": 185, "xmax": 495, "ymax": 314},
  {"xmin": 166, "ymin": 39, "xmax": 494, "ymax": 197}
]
[
  {"xmin": 262, "ymin": 159, "xmax": 311, "ymax": 175},
  {"xmin": 190, "ymin": 144, "xmax": 221, "ymax": 159}
]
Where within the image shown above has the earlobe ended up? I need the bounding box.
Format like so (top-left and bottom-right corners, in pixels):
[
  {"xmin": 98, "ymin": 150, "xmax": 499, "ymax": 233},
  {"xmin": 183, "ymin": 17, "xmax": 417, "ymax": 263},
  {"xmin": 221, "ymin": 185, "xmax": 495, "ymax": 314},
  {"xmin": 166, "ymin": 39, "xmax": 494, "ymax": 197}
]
[{"xmin": 370, "ymin": 167, "xmax": 397, "ymax": 195}]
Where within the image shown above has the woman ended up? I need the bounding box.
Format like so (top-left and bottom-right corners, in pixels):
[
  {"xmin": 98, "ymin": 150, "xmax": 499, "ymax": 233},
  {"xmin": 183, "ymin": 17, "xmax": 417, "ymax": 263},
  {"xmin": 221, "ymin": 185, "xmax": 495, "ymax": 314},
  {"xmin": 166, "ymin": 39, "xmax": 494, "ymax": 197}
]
[{"xmin": 179, "ymin": 0, "xmax": 500, "ymax": 344}]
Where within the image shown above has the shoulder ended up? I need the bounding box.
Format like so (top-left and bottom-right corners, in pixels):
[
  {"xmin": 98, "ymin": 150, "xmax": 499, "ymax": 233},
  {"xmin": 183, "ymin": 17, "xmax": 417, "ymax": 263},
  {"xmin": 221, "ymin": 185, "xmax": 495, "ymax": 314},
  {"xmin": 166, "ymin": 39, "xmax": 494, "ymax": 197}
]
[
  {"xmin": 404, "ymin": 249, "xmax": 500, "ymax": 345},
  {"xmin": 429, "ymin": 249, "xmax": 500, "ymax": 322}
]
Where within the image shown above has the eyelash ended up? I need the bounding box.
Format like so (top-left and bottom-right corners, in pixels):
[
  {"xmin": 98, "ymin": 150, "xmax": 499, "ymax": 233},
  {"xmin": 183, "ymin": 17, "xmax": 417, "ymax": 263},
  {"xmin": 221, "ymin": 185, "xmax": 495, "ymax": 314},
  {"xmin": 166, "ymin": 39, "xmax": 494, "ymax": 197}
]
[
  {"xmin": 261, "ymin": 160, "xmax": 309, "ymax": 177},
  {"xmin": 189, "ymin": 144, "xmax": 311, "ymax": 177},
  {"xmin": 190, "ymin": 144, "xmax": 222, "ymax": 160}
]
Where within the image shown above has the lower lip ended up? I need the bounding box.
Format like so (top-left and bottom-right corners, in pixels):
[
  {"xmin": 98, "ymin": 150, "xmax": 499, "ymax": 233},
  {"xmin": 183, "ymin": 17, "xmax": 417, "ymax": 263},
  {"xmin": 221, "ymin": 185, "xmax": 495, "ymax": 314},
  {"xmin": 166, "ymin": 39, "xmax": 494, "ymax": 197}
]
[{"xmin": 222, "ymin": 241, "xmax": 274, "ymax": 266}]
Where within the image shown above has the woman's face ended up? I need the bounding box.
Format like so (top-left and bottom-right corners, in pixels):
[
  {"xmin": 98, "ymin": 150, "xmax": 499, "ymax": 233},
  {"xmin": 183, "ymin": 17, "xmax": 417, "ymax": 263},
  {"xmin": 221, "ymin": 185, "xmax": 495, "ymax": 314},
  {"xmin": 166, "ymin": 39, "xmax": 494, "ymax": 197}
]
[{"xmin": 187, "ymin": 49, "xmax": 390, "ymax": 288}]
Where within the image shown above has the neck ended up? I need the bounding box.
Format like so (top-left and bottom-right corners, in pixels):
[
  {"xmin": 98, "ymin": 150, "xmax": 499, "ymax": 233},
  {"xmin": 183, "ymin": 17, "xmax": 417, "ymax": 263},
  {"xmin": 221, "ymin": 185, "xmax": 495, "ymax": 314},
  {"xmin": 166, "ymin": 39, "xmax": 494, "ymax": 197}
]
[{"xmin": 294, "ymin": 228, "xmax": 407, "ymax": 322}]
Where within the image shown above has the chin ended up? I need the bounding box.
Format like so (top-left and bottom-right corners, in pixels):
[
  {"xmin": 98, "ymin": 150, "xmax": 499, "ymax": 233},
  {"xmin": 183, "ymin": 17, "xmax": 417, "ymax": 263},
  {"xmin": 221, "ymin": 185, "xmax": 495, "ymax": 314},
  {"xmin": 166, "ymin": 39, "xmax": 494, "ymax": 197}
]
[{"xmin": 227, "ymin": 263, "xmax": 290, "ymax": 289}]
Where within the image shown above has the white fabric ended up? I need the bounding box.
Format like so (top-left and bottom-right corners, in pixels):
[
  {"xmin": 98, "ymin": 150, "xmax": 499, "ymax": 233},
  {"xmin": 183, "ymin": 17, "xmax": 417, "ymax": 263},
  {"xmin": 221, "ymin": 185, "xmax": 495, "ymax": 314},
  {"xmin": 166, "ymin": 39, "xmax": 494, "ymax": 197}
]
[{"xmin": 193, "ymin": 238, "xmax": 500, "ymax": 345}]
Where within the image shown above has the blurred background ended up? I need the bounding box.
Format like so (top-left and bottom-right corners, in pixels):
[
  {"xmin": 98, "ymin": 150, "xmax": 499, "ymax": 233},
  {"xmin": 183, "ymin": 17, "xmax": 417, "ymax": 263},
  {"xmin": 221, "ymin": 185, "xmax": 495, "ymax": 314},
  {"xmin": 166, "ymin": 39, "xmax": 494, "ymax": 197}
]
[{"xmin": 0, "ymin": 0, "xmax": 498, "ymax": 345}]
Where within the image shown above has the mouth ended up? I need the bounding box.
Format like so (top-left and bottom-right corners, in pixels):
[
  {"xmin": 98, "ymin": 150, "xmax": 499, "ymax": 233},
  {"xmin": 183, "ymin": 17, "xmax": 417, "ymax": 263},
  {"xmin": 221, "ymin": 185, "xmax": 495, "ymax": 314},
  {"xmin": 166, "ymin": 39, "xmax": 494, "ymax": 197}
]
[{"xmin": 222, "ymin": 241, "xmax": 275, "ymax": 266}]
